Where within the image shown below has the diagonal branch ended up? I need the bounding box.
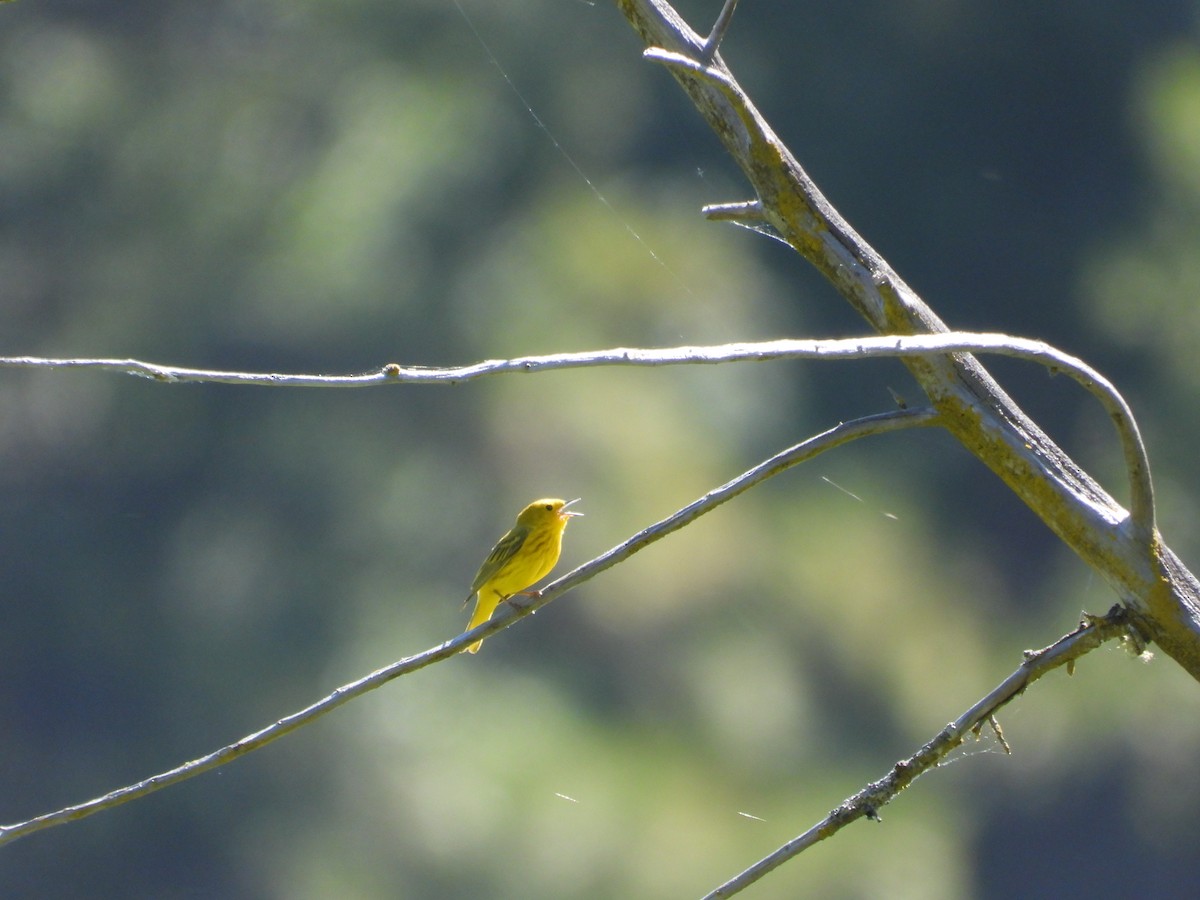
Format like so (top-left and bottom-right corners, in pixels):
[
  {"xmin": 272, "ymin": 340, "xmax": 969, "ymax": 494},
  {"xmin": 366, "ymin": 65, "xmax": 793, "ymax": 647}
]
[
  {"xmin": 0, "ymin": 407, "xmax": 936, "ymax": 848},
  {"xmin": 703, "ymin": 606, "xmax": 1141, "ymax": 899},
  {"xmin": 523, "ymin": 406, "xmax": 940, "ymax": 614}
]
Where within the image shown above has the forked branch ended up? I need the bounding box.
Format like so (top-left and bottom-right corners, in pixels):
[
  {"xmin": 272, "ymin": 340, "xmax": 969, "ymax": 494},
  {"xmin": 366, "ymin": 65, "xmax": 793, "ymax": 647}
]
[
  {"xmin": 704, "ymin": 607, "xmax": 1143, "ymax": 899},
  {"xmin": 615, "ymin": 0, "xmax": 1200, "ymax": 682}
]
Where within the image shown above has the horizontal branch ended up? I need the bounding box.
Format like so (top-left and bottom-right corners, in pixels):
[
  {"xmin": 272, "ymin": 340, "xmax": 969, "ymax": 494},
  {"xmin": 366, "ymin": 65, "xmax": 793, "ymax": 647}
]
[
  {"xmin": 705, "ymin": 606, "xmax": 1140, "ymax": 899},
  {"xmin": 14, "ymin": 332, "xmax": 1192, "ymax": 676},
  {"xmin": 0, "ymin": 331, "xmax": 1152, "ymax": 535},
  {"xmin": 0, "ymin": 407, "xmax": 936, "ymax": 847},
  {"xmin": 0, "ymin": 332, "xmax": 1129, "ymax": 386}
]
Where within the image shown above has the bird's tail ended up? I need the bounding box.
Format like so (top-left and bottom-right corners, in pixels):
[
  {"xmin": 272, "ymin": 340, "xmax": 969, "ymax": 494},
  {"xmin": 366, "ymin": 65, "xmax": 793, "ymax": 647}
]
[{"xmin": 464, "ymin": 590, "xmax": 499, "ymax": 654}]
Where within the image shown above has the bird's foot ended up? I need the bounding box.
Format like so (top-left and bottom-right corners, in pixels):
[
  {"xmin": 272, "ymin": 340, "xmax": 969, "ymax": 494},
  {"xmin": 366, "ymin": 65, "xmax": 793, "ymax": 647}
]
[{"xmin": 504, "ymin": 590, "xmax": 542, "ymax": 612}]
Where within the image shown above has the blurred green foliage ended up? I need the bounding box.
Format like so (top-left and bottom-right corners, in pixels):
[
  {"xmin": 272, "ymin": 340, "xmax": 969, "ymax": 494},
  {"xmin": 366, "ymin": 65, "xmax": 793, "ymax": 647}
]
[{"xmin": 2, "ymin": 1, "xmax": 1200, "ymax": 897}]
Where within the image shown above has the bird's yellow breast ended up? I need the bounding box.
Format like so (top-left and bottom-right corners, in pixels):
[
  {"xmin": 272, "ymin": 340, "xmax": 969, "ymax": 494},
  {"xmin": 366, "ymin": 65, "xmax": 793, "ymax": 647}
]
[{"xmin": 481, "ymin": 524, "xmax": 565, "ymax": 598}]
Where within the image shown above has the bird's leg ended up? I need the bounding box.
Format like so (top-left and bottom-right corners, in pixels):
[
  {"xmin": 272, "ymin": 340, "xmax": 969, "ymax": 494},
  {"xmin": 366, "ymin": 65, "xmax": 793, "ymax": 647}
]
[{"xmin": 503, "ymin": 590, "xmax": 542, "ymax": 612}]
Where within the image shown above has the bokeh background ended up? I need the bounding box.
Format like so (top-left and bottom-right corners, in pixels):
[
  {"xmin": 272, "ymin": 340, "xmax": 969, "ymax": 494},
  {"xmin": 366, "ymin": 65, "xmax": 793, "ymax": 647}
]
[{"xmin": 2, "ymin": 0, "xmax": 1200, "ymax": 897}]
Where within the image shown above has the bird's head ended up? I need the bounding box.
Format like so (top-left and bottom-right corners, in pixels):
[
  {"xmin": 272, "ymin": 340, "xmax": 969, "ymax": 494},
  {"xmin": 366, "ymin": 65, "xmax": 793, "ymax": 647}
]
[{"xmin": 517, "ymin": 497, "xmax": 584, "ymax": 528}]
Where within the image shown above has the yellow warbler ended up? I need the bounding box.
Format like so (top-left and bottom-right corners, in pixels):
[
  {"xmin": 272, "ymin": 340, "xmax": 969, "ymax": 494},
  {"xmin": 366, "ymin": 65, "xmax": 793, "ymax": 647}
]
[{"xmin": 463, "ymin": 498, "xmax": 582, "ymax": 654}]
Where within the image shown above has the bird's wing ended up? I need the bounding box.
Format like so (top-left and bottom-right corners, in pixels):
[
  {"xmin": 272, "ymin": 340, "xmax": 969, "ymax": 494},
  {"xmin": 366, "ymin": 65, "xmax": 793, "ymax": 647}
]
[{"xmin": 468, "ymin": 526, "xmax": 528, "ymax": 595}]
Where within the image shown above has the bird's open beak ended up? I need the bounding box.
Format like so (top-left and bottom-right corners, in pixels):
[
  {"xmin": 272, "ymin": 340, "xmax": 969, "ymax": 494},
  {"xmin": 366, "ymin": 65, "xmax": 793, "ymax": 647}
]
[{"xmin": 560, "ymin": 498, "xmax": 584, "ymax": 518}]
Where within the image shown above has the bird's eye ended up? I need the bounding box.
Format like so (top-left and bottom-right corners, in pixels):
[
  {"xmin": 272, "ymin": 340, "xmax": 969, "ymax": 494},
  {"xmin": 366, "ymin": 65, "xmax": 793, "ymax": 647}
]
[{"xmin": 544, "ymin": 503, "xmax": 553, "ymax": 511}]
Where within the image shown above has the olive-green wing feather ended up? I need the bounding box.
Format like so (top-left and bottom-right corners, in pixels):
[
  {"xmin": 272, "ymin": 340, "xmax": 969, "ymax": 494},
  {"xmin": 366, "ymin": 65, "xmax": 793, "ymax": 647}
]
[{"xmin": 467, "ymin": 526, "xmax": 529, "ymax": 596}]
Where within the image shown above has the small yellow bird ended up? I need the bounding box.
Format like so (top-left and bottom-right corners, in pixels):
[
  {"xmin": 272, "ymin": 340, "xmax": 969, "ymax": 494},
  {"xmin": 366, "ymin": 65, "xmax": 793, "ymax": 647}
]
[{"xmin": 463, "ymin": 497, "xmax": 582, "ymax": 654}]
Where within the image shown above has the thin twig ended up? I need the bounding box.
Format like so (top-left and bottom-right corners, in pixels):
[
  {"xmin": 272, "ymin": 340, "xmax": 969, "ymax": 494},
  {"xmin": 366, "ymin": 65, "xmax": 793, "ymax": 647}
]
[
  {"xmin": 702, "ymin": 606, "xmax": 1139, "ymax": 899},
  {"xmin": 700, "ymin": 0, "xmax": 739, "ymax": 61},
  {"xmin": 702, "ymin": 199, "xmax": 764, "ymax": 223},
  {"xmin": 0, "ymin": 330, "xmax": 1154, "ymax": 536},
  {"xmin": 0, "ymin": 407, "xmax": 937, "ymax": 848}
]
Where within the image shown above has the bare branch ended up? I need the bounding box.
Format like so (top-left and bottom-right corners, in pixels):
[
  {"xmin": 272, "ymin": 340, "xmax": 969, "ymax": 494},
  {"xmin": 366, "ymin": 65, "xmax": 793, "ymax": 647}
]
[
  {"xmin": 700, "ymin": 0, "xmax": 739, "ymax": 61},
  {"xmin": 703, "ymin": 607, "xmax": 1141, "ymax": 899},
  {"xmin": 702, "ymin": 199, "xmax": 765, "ymax": 224},
  {"xmin": 614, "ymin": 0, "xmax": 1200, "ymax": 682},
  {"xmin": 0, "ymin": 331, "xmax": 1153, "ymax": 536},
  {"xmin": 526, "ymin": 406, "xmax": 940, "ymax": 612},
  {"xmin": 0, "ymin": 355, "xmax": 386, "ymax": 387},
  {"xmin": 0, "ymin": 407, "xmax": 936, "ymax": 847}
]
